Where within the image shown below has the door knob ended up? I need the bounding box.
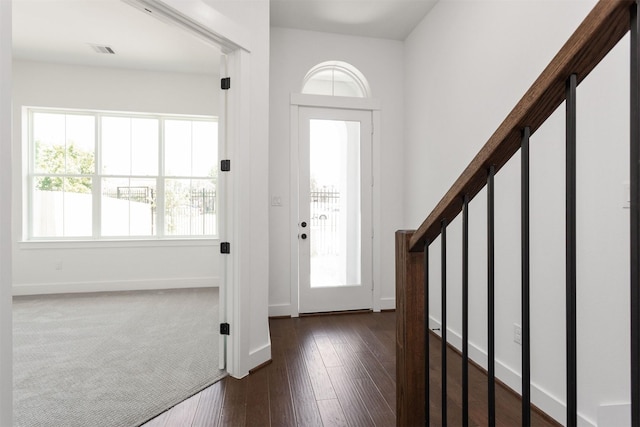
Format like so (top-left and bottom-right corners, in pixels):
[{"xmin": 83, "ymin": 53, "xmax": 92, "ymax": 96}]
[{"xmin": 300, "ymin": 233, "xmax": 307, "ymax": 240}]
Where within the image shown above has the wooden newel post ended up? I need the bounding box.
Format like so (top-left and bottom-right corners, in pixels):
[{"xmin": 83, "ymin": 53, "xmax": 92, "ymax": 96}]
[{"xmin": 396, "ymin": 230, "xmax": 426, "ymax": 426}]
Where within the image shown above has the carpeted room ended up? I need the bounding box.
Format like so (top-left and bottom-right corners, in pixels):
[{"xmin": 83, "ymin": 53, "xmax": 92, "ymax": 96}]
[
  {"xmin": 10, "ymin": 0, "xmax": 226, "ymax": 424},
  {"xmin": 13, "ymin": 288, "xmax": 225, "ymax": 426}
]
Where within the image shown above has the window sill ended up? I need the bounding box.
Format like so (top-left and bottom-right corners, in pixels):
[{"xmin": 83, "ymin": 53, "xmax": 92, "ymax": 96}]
[{"xmin": 18, "ymin": 238, "xmax": 219, "ymax": 250}]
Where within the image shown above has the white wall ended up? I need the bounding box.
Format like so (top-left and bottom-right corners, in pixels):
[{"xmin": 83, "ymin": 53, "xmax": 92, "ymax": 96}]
[
  {"xmin": 405, "ymin": 1, "xmax": 630, "ymax": 425},
  {"xmin": 11, "ymin": 60, "xmax": 221, "ymax": 295},
  {"xmin": 0, "ymin": 1, "xmax": 12, "ymax": 424},
  {"xmin": 269, "ymin": 27, "xmax": 404, "ymax": 315}
]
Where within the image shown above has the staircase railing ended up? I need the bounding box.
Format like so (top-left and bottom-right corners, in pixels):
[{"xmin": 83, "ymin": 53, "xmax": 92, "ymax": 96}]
[{"xmin": 395, "ymin": 1, "xmax": 640, "ymax": 426}]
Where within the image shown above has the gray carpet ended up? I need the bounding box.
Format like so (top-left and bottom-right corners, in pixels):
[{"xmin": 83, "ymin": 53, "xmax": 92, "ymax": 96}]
[{"xmin": 13, "ymin": 287, "xmax": 226, "ymax": 427}]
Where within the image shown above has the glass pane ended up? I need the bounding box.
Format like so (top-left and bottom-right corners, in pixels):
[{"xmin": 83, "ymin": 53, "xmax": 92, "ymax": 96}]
[
  {"xmin": 302, "ymin": 69, "xmax": 334, "ymax": 96},
  {"xmin": 34, "ymin": 112, "xmax": 95, "ymax": 175},
  {"xmin": 309, "ymin": 119, "xmax": 361, "ymax": 288},
  {"xmin": 32, "ymin": 176, "xmax": 92, "ymax": 237},
  {"xmin": 102, "ymin": 117, "xmax": 131, "ymax": 175},
  {"xmin": 102, "ymin": 117, "xmax": 158, "ymax": 176},
  {"xmin": 191, "ymin": 121, "xmax": 218, "ymax": 177},
  {"xmin": 102, "ymin": 178, "xmax": 156, "ymax": 237},
  {"xmin": 65, "ymin": 115, "xmax": 95, "ymax": 174},
  {"xmin": 34, "ymin": 113, "xmax": 65, "ymax": 174},
  {"xmin": 165, "ymin": 179, "xmax": 217, "ymax": 236},
  {"xmin": 131, "ymin": 119, "xmax": 158, "ymax": 176},
  {"xmin": 165, "ymin": 120, "xmax": 192, "ymax": 177},
  {"xmin": 332, "ymin": 69, "xmax": 365, "ymax": 97}
]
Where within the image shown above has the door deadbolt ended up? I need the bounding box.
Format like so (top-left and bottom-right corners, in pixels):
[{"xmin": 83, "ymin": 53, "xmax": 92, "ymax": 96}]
[{"xmin": 301, "ymin": 221, "xmax": 307, "ymax": 228}]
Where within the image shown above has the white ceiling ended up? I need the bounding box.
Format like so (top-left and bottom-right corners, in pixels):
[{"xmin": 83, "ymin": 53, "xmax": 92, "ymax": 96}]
[
  {"xmin": 12, "ymin": 0, "xmax": 221, "ymax": 74},
  {"xmin": 12, "ymin": 0, "xmax": 438, "ymax": 74},
  {"xmin": 270, "ymin": 0, "xmax": 438, "ymax": 41}
]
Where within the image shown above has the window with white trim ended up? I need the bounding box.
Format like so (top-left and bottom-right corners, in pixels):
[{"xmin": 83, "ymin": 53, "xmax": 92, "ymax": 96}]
[
  {"xmin": 27, "ymin": 108, "xmax": 218, "ymax": 240},
  {"xmin": 301, "ymin": 61, "xmax": 371, "ymax": 98}
]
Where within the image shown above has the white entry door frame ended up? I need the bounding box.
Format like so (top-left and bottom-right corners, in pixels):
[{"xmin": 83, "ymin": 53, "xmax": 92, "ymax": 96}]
[{"xmin": 290, "ymin": 94, "xmax": 382, "ymax": 317}]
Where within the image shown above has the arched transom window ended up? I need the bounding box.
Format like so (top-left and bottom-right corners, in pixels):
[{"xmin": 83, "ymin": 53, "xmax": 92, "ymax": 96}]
[{"xmin": 301, "ymin": 61, "xmax": 371, "ymax": 98}]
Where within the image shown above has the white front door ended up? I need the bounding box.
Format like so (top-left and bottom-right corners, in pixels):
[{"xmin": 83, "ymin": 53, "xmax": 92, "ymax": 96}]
[{"xmin": 297, "ymin": 107, "xmax": 372, "ymax": 313}]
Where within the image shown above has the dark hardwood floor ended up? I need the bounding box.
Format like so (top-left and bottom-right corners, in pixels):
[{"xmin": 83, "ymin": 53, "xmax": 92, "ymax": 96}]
[{"xmin": 142, "ymin": 312, "xmax": 559, "ymax": 427}]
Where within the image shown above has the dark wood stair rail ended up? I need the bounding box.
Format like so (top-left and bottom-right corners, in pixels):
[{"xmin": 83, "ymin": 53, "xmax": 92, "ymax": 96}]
[{"xmin": 396, "ymin": 1, "xmax": 640, "ymax": 426}]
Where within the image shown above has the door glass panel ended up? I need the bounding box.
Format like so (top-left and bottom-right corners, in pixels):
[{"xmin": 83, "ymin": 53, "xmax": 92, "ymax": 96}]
[{"xmin": 309, "ymin": 119, "xmax": 361, "ymax": 288}]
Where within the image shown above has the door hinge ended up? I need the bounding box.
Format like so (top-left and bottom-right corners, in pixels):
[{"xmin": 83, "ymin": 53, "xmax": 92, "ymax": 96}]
[
  {"xmin": 220, "ymin": 242, "xmax": 230, "ymax": 254},
  {"xmin": 221, "ymin": 159, "xmax": 231, "ymax": 172},
  {"xmin": 221, "ymin": 77, "xmax": 231, "ymax": 90},
  {"xmin": 220, "ymin": 323, "xmax": 230, "ymax": 335}
]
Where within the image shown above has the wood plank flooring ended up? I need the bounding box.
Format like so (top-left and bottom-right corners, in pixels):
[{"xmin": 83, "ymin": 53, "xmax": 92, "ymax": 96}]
[{"xmin": 142, "ymin": 312, "xmax": 560, "ymax": 427}]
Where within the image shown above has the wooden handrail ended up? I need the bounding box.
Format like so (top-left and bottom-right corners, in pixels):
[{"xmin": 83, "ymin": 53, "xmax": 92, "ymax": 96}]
[{"xmin": 409, "ymin": 0, "xmax": 633, "ymax": 252}]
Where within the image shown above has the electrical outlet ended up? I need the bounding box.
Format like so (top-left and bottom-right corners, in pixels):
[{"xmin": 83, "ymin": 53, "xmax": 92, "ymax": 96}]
[{"xmin": 514, "ymin": 323, "xmax": 522, "ymax": 345}]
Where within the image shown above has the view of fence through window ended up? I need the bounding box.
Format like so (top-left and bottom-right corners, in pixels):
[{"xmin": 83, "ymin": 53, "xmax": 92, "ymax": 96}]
[
  {"xmin": 101, "ymin": 185, "xmax": 216, "ymax": 236},
  {"xmin": 310, "ymin": 187, "xmax": 340, "ymax": 251},
  {"xmin": 308, "ymin": 118, "xmax": 362, "ymax": 288},
  {"xmin": 29, "ymin": 110, "xmax": 218, "ymax": 239}
]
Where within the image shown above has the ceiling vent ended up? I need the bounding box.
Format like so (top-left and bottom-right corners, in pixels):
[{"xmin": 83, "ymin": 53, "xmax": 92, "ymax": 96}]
[{"xmin": 89, "ymin": 44, "xmax": 116, "ymax": 55}]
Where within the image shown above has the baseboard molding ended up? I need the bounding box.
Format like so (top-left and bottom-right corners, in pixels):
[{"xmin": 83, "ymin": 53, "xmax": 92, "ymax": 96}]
[
  {"xmin": 380, "ymin": 297, "xmax": 396, "ymax": 311},
  {"xmin": 248, "ymin": 340, "xmax": 271, "ymax": 375},
  {"xmin": 12, "ymin": 277, "xmax": 219, "ymax": 296},
  {"xmin": 269, "ymin": 303, "xmax": 292, "ymax": 317},
  {"xmin": 598, "ymin": 403, "xmax": 630, "ymax": 426},
  {"xmin": 429, "ymin": 316, "xmax": 595, "ymax": 427}
]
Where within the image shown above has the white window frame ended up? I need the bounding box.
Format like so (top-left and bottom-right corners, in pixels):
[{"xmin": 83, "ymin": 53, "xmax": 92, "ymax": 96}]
[{"xmin": 25, "ymin": 107, "xmax": 219, "ymax": 241}]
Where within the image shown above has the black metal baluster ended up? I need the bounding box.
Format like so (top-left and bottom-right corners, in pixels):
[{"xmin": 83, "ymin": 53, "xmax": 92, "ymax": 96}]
[
  {"xmin": 462, "ymin": 195, "xmax": 469, "ymax": 427},
  {"xmin": 521, "ymin": 127, "xmax": 531, "ymax": 426},
  {"xmin": 488, "ymin": 165, "xmax": 496, "ymax": 427},
  {"xmin": 566, "ymin": 73, "xmax": 578, "ymax": 427},
  {"xmin": 441, "ymin": 219, "xmax": 448, "ymax": 427},
  {"xmin": 631, "ymin": 3, "xmax": 640, "ymax": 426},
  {"xmin": 424, "ymin": 240, "xmax": 430, "ymax": 427}
]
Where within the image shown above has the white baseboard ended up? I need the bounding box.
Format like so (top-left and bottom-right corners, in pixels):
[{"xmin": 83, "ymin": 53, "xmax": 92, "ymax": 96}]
[
  {"xmin": 598, "ymin": 403, "xmax": 630, "ymax": 427},
  {"xmin": 429, "ymin": 316, "xmax": 595, "ymax": 427},
  {"xmin": 269, "ymin": 303, "xmax": 292, "ymax": 317},
  {"xmin": 248, "ymin": 340, "xmax": 271, "ymax": 373},
  {"xmin": 380, "ymin": 297, "xmax": 396, "ymax": 311},
  {"xmin": 12, "ymin": 276, "xmax": 219, "ymax": 296}
]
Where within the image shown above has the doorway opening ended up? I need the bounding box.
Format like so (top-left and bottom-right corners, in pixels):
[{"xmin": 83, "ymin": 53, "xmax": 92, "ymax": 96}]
[{"xmin": 6, "ymin": 0, "xmax": 253, "ymax": 424}]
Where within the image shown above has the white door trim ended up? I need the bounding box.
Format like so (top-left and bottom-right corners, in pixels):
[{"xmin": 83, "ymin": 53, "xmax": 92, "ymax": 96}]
[
  {"xmin": 291, "ymin": 93, "xmax": 380, "ymax": 111},
  {"xmin": 126, "ymin": 0, "xmax": 253, "ymax": 379},
  {"xmin": 122, "ymin": 0, "xmax": 251, "ymax": 52},
  {"xmin": 289, "ymin": 94, "xmax": 382, "ymax": 317},
  {"xmin": 0, "ymin": 1, "xmax": 12, "ymax": 424}
]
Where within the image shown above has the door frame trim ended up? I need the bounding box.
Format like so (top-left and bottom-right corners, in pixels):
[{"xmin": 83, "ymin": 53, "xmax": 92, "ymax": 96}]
[
  {"xmin": 289, "ymin": 94, "xmax": 381, "ymax": 317},
  {"xmin": 129, "ymin": 0, "xmax": 253, "ymax": 379}
]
